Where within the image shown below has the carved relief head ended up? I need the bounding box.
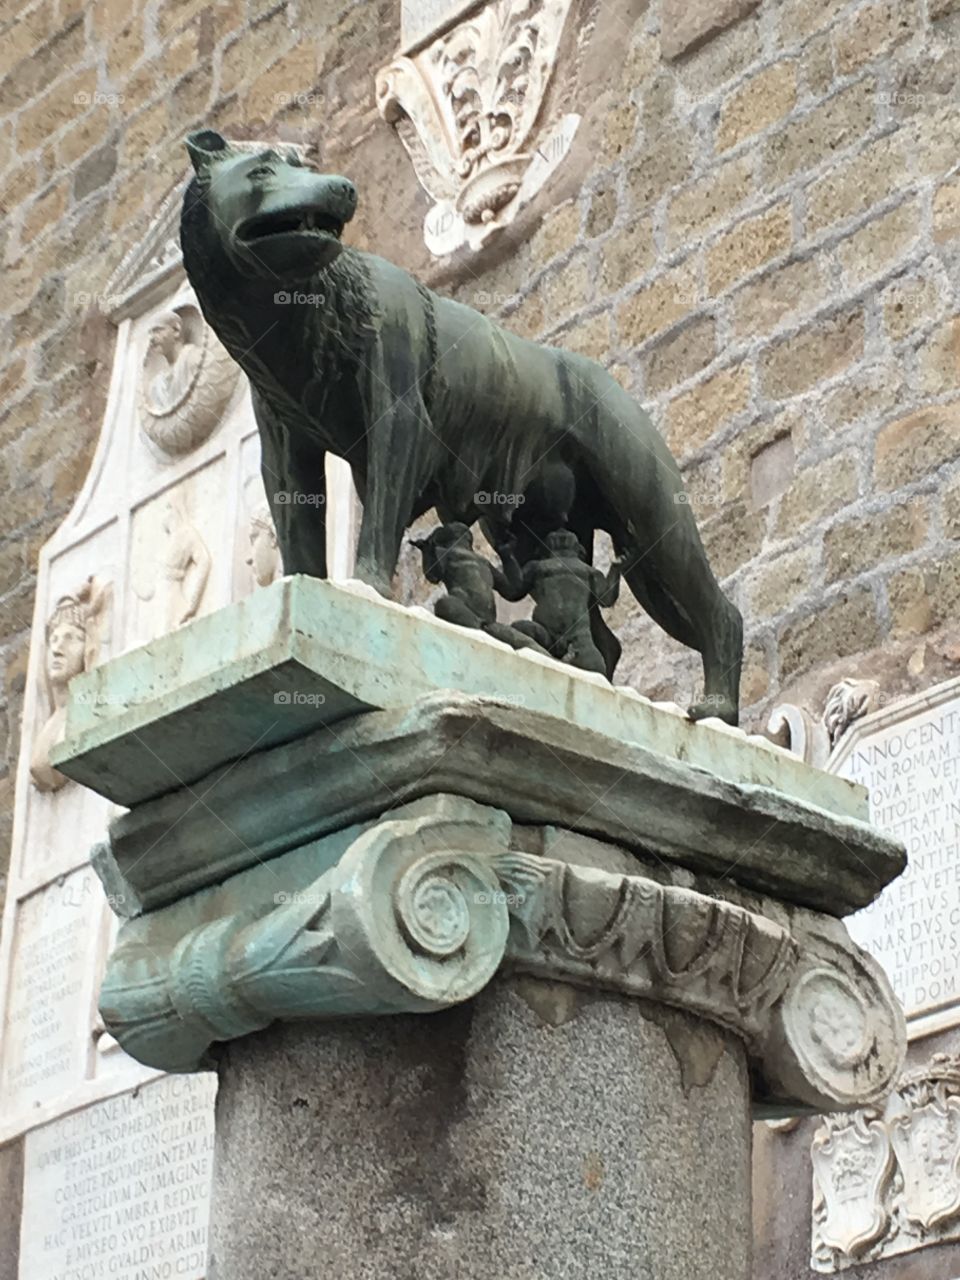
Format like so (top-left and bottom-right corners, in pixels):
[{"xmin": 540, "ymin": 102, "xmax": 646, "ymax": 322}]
[
  {"xmin": 147, "ymin": 309, "xmax": 185, "ymax": 365},
  {"xmin": 247, "ymin": 504, "xmax": 281, "ymax": 588},
  {"xmin": 139, "ymin": 302, "xmax": 236, "ymax": 456},
  {"xmin": 43, "ymin": 579, "xmax": 110, "ymax": 702}
]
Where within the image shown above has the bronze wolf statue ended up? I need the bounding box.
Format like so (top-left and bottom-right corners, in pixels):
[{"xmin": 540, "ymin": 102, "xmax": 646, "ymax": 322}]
[{"xmin": 180, "ymin": 130, "xmax": 743, "ymax": 722}]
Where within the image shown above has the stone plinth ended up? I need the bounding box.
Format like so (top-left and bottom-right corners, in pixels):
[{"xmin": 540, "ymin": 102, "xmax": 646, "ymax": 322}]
[
  {"xmin": 210, "ymin": 987, "xmax": 751, "ymax": 1280},
  {"xmin": 53, "ymin": 578, "xmax": 910, "ymax": 1279}
]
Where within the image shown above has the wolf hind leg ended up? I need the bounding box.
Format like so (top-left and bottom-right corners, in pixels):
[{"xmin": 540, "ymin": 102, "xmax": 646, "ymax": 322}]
[{"xmin": 621, "ymin": 519, "xmax": 742, "ymax": 725}]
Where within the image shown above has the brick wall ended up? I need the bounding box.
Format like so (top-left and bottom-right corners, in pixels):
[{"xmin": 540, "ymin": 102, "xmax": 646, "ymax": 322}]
[
  {"xmin": 454, "ymin": 0, "xmax": 960, "ymax": 723},
  {"xmin": 2, "ymin": 0, "xmax": 960, "ymax": 900}
]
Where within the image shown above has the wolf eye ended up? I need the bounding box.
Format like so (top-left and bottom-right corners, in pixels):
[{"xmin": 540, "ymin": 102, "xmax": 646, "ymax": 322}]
[{"xmin": 248, "ymin": 165, "xmax": 274, "ymax": 181}]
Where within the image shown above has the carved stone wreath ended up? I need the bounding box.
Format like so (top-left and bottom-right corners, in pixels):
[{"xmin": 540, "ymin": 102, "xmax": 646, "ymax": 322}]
[{"xmin": 138, "ymin": 303, "xmax": 240, "ymax": 457}]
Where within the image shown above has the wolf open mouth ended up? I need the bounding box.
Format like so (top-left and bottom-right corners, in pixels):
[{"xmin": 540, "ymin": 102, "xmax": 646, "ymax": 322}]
[{"xmin": 237, "ymin": 208, "xmax": 344, "ymax": 243}]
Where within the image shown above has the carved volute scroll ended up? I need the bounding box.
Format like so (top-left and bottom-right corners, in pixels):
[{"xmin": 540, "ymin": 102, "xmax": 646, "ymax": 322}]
[{"xmin": 95, "ymin": 793, "xmax": 905, "ymax": 1114}]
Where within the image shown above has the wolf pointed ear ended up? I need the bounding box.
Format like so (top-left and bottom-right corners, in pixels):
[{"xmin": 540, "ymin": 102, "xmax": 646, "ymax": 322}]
[{"xmin": 185, "ymin": 130, "xmax": 231, "ymax": 177}]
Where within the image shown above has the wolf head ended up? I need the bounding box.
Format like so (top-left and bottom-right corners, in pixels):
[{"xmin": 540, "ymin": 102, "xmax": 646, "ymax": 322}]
[{"xmin": 184, "ymin": 130, "xmax": 357, "ymax": 284}]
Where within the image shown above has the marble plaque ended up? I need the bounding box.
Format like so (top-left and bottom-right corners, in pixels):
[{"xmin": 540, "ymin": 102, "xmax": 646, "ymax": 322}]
[
  {"xmin": 20, "ymin": 1073, "xmax": 217, "ymax": 1280},
  {"xmin": 401, "ymin": 0, "xmax": 476, "ymax": 48},
  {"xmin": 1, "ymin": 868, "xmax": 100, "ymax": 1115},
  {"xmin": 839, "ymin": 686, "xmax": 960, "ymax": 1030}
]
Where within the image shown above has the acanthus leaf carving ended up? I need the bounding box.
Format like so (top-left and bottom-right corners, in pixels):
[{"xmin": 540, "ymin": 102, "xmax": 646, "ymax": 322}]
[
  {"xmin": 767, "ymin": 677, "xmax": 881, "ymax": 766},
  {"xmin": 376, "ymin": 0, "xmax": 579, "ymax": 254}
]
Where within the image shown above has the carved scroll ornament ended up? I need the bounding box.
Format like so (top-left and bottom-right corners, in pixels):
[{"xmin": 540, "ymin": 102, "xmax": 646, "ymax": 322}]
[{"xmin": 97, "ymin": 795, "xmax": 904, "ymax": 1113}]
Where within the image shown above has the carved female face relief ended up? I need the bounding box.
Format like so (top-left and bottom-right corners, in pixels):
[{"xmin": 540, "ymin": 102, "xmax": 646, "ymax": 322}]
[
  {"xmin": 31, "ymin": 578, "xmax": 112, "ymax": 793},
  {"xmin": 46, "ymin": 620, "xmax": 87, "ymax": 690}
]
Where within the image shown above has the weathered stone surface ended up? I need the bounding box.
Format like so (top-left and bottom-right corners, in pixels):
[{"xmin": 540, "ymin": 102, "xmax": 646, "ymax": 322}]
[
  {"xmin": 96, "ymin": 692, "xmax": 897, "ymax": 918},
  {"xmin": 0, "ymin": 1137, "xmax": 22, "ymax": 1280},
  {"xmin": 874, "ymin": 402, "xmax": 960, "ymax": 489},
  {"xmin": 778, "ymin": 589, "xmax": 882, "ymax": 680},
  {"xmin": 774, "ymin": 0, "xmax": 844, "ymax": 47},
  {"xmin": 887, "ymin": 548, "xmax": 960, "ymax": 637},
  {"xmin": 833, "ymin": 0, "xmax": 917, "ymax": 74},
  {"xmin": 660, "ymin": 0, "xmax": 759, "ymax": 61},
  {"xmin": 665, "ymin": 365, "xmax": 751, "ymax": 456},
  {"xmin": 882, "ymin": 274, "xmax": 942, "ymax": 340},
  {"xmin": 530, "ymin": 199, "xmax": 580, "ymax": 267},
  {"xmin": 706, "ymin": 201, "xmax": 792, "ymax": 295},
  {"xmin": 750, "ymin": 432, "xmax": 796, "ymax": 508},
  {"xmin": 641, "ymin": 316, "xmax": 716, "ymax": 393},
  {"xmin": 934, "ymin": 175, "xmax": 960, "ymax": 241},
  {"xmin": 760, "ymin": 309, "xmax": 865, "ymax": 397},
  {"xmin": 732, "ymin": 256, "xmax": 825, "ymax": 338},
  {"xmin": 837, "ymin": 199, "xmax": 922, "ymax": 285},
  {"xmin": 763, "ymin": 81, "xmax": 876, "ymax": 185},
  {"xmin": 775, "ymin": 452, "xmax": 860, "ymax": 536},
  {"xmin": 805, "ymin": 132, "xmax": 910, "ymax": 232},
  {"xmin": 824, "ymin": 502, "xmax": 928, "ymax": 583},
  {"xmin": 716, "ymin": 62, "xmax": 797, "ymax": 152},
  {"xmin": 702, "ymin": 502, "xmax": 765, "ymax": 578},
  {"xmin": 209, "ymin": 987, "xmax": 752, "ymax": 1279},
  {"xmin": 599, "ymin": 214, "xmax": 655, "ymax": 291},
  {"xmin": 617, "ymin": 262, "xmax": 698, "ymax": 345},
  {"xmin": 667, "ymin": 154, "xmax": 754, "ymax": 249},
  {"xmin": 748, "ymin": 546, "xmax": 815, "ymax": 617},
  {"xmin": 918, "ymin": 316, "xmax": 960, "ymax": 394},
  {"xmin": 819, "ymin": 363, "xmax": 903, "ymax": 431}
]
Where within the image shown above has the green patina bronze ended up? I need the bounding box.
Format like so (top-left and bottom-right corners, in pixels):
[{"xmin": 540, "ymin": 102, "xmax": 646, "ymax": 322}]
[{"xmin": 180, "ymin": 129, "xmax": 743, "ymax": 722}]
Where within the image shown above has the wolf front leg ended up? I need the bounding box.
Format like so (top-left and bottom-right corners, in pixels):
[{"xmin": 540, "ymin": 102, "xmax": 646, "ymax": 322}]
[
  {"xmin": 254, "ymin": 388, "xmax": 328, "ymax": 578},
  {"xmin": 355, "ymin": 387, "xmax": 437, "ymax": 597}
]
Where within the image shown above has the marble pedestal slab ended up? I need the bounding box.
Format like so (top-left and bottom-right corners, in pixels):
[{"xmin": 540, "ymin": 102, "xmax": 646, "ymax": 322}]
[
  {"xmin": 52, "ymin": 578, "xmax": 911, "ymax": 1279},
  {"xmin": 209, "ymin": 984, "xmax": 751, "ymax": 1280}
]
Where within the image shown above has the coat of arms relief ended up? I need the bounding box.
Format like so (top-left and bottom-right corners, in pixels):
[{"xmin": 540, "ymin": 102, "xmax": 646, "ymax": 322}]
[
  {"xmin": 812, "ymin": 1054, "xmax": 960, "ymax": 1269},
  {"xmin": 377, "ymin": 0, "xmax": 581, "ymax": 254}
]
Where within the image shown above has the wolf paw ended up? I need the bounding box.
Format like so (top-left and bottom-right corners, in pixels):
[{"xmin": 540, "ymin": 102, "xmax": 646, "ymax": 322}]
[{"xmin": 687, "ymin": 697, "xmax": 738, "ymax": 726}]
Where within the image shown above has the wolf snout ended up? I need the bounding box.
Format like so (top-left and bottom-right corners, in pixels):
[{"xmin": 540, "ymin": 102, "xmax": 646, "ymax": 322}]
[{"xmin": 320, "ymin": 175, "xmax": 357, "ymax": 223}]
